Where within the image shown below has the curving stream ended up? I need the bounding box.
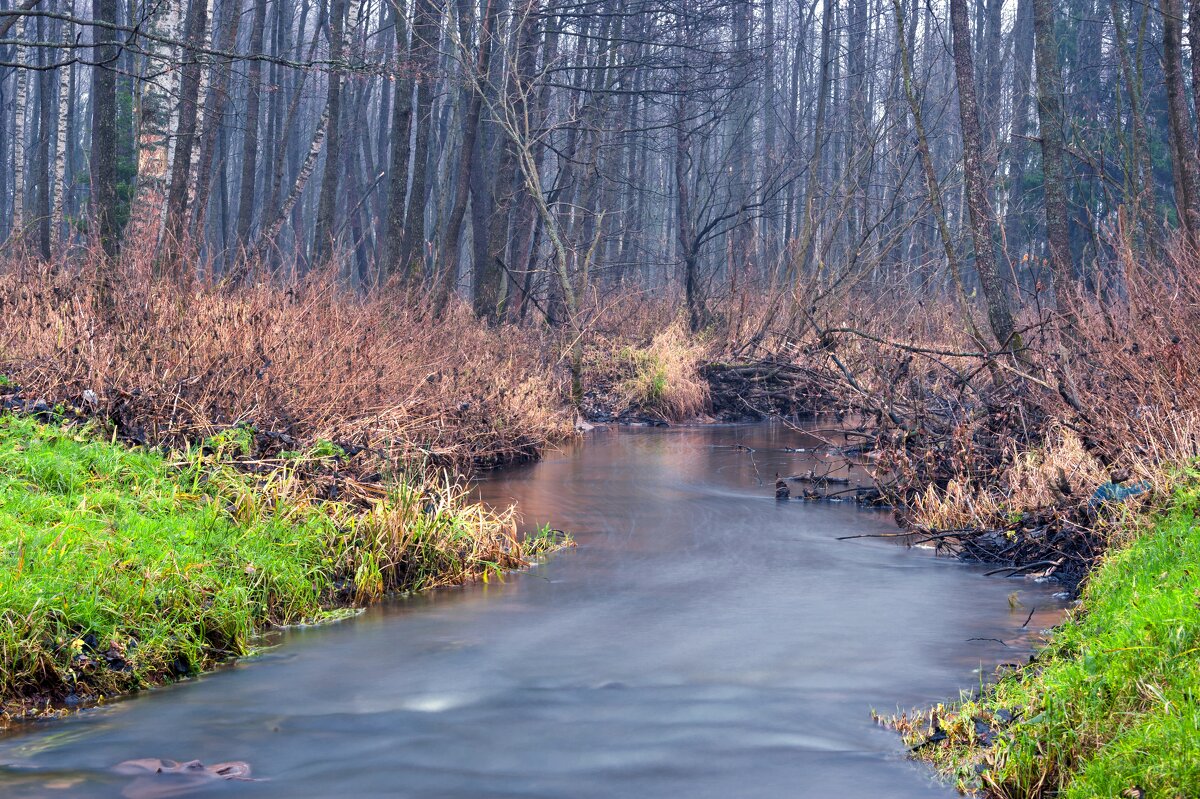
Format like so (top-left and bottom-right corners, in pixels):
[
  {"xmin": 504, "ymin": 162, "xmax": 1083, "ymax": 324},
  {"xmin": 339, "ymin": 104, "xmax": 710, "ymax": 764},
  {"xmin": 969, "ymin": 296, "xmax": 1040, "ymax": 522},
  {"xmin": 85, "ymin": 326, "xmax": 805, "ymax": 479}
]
[{"xmin": 0, "ymin": 424, "xmax": 1066, "ymax": 798}]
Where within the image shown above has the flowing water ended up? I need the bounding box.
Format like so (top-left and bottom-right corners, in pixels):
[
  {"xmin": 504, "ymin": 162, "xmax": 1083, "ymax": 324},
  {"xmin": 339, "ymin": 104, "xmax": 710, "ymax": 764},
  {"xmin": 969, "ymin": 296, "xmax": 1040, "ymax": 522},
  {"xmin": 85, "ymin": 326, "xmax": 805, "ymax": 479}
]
[{"xmin": 0, "ymin": 424, "xmax": 1067, "ymax": 798}]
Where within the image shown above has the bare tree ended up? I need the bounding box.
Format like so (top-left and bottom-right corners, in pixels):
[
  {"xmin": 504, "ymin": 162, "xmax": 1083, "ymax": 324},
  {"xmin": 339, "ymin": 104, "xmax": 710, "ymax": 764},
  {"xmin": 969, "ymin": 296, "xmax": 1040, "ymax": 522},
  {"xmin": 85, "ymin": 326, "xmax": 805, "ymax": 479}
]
[
  {"xmin": 1163, "ymin": 0, "xmax": 1200, "ymax": 238},
  {"xmin": 948, "ymin": 0, "xmax": 1017, "ymax": 352},
  {"xmin": 1032, "ymin": 0, "xmax": 1074, "ymax": 319},
  {"xmin": 312, "ymin": 0, "xmax": 348, "ymax": 266},
  {"xmin": 163, "ymin": 0, "xmax": 210, "ymax": 271}
]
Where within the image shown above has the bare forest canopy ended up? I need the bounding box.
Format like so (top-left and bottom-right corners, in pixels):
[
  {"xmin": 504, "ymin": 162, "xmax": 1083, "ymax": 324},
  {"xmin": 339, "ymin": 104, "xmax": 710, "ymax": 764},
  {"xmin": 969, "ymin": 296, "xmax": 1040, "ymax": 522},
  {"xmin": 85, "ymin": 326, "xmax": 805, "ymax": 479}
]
[{"xmin": 0, "ymin": 0, "xmax": 1195, "ymax": 332}]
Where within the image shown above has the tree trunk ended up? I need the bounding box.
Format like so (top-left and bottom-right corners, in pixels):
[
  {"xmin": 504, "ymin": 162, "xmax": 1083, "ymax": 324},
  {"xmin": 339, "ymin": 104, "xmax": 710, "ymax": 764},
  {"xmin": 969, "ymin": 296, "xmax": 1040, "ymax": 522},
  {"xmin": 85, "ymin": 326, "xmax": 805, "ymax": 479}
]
[
  {"xmin": 442, "ymin": 0, "xmax": 496, "ymax": 309},
  {"xmin": 1188, "ymin": 0, "xmax": 1200, "ymax": 171},
  {"xmin": 1032, "ymin": 0, "xmax": 1075, "ymax": 318},
  {"xmin": 90, "ymin": 0, "xmax": 121, "ymax": 261},
  {"xmin": 191, "ymin": 0, "xmax": 242, "ymax": 245},
  {"xmin": 380, "ymin": 0, "xmax": 413, "ymax": 279},
  {"xmin": 34, "ymin": 10, "xmax": 52, "ymax": 259},
  {"xmin": 163, "ymin": 0, "xmax": 210, "ymax": 271},
  {"xmin": 478, "ymin": 0, "xmax": 533, "ymax": 320},
  {"xmin": 51, "ymin": 0, "xmax": 72, "ymax": 253},
  {"xmin": 235, "ymin": 0, "xmax": 269, "ymax": 250},
  {"xmin": 1163, "ymin": 0, "xmax": 1200, "ymax": 237},
  {"xmin": 1110, "ymin": 0, "xmax": 1153, "ymax": 237},
  {"xmin": 399, "ymin": 0, "xmax": 439, "ymax": 279},
  {"xmin": 676, "ymin": 93, "xmax": 703, "ymax": 331},
  {"xmin": 11, "ymin": 21, "xmax": 27, "ymax": 243},
  {"xmin": 258, "ymin": 105, "xmax": 331, "ymax": 253},
  {"xmin": 312, "ymin": 0, "xmax": 348, "ymax": 266},
  {"xmin": 795, "ymin": 0, "xmax": 833, "ymax": 280},
  {"xmin": 948, "ymin": 0, "xmax": 1018, "ymax": 352},
  {"xmin": 892, "ymin": 0, "xmax": 985, "ymax": 345},
  {"xmin": 1003, "ymin": 0, "xmax": 1033, "ymax": 260}
]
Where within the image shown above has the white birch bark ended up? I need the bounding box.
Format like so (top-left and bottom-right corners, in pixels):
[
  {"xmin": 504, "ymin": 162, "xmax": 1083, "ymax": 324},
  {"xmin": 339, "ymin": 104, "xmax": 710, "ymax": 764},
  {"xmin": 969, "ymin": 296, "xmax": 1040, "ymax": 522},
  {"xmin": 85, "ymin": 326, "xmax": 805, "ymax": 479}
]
[
  {"xmin": 11, "ymin": 20, "xmax": 28, "ymax": 237},
  {"xmin": 126, "ymin": 0, "xmax": 182, "ymax": 242},
  {"xmin": 163, "ymin": 0, "xmax": 184, "ymax": 179},
  {"xmin": 152, "ymin": 0, "xmax": 185, "ymax": 231},
  {"xmin": 258, "ymin": 106, "xmax": 332, "ymax": 251},
  {"xmin": 52, "ymin": 0, "xmax": 74, "ymax": 250},
  {"xmin": 186, "ymin": 0, "xmax": 217, "ymax": 208}
]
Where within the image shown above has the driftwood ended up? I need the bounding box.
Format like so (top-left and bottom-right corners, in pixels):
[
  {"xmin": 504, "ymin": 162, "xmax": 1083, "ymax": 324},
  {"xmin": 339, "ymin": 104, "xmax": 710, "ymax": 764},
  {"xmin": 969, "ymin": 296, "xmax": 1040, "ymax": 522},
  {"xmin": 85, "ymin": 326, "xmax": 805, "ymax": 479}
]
[
  {"xmin": 718, "ymin": 326, "xmax": 1141, "ymax": 591},
  {"xmin": 703, "ymin": 361, "xmax": 830, "ymax": 419}
]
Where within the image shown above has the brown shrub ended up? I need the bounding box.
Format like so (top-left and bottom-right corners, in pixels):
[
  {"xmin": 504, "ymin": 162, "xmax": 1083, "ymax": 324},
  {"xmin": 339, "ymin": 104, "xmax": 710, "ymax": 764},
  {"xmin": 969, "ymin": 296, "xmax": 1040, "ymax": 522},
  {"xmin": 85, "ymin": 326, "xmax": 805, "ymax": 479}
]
[{"xmin": 0, "ymin": 245, "xmax": 570, "ymax": 468}]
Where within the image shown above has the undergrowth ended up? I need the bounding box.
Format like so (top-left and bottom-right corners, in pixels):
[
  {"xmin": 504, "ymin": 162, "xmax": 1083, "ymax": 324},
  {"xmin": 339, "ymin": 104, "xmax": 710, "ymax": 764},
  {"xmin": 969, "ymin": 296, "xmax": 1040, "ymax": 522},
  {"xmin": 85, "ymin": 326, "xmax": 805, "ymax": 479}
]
[
  {"xmin": 0, "ymin": 257, "xmax": 569, "ymax": 468},
  {"xmin": 0, "ymin": 415, "xmax": 567, "ymax": 718}
]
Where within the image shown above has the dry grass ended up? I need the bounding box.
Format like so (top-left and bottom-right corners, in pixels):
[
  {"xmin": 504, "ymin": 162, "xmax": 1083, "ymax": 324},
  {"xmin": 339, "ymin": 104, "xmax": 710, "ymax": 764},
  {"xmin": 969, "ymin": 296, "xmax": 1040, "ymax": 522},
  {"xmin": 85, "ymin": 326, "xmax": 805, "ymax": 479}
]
[
  {"xmin": 0, "ymin": 241, "xmax": 571, "ymax": 469},
  {"xmin": 6, "ymin": 225, "xmax": 1200, "ymax": 532},
  {"xmin": 347, "ymin": 473, "xmax": 565, "ymax": 602},
  {"xmin": 756, "ymin": 241, "xmax": 1200, "ymax": 531},
  {"xmin": 907, "ymin": 428, "xmax": 1117, "ymax": 530},
  {"xmin": 611, "ymin": 320, "xmax": 711, "ymax": 421}
]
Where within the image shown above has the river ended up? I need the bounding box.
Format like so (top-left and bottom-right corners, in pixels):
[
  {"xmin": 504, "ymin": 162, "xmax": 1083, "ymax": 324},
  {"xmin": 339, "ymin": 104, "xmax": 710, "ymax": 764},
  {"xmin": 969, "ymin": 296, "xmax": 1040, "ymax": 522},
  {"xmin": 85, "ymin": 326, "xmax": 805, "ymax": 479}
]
[{"xmin": 0, "ymin": 423, "xmax": 1066, "ymax": 797}]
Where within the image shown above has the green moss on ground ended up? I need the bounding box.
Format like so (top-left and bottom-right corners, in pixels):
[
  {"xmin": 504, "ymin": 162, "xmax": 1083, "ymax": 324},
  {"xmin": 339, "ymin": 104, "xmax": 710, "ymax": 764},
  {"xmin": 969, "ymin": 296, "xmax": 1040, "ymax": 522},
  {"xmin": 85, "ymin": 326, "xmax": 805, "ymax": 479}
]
[
  {"xmin": 898, "ymin": 485, "xmax": 1200, "ymax": 797},
  {"xmin": 0, "ymin": 415, "xmax": 565, "ymax": 717}
]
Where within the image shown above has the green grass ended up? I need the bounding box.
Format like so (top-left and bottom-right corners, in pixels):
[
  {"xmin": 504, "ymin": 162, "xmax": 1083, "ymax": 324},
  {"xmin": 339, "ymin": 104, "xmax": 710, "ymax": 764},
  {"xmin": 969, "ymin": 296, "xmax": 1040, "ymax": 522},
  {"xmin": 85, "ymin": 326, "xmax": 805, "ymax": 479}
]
[
  {"xmin": 898, "ymin": 482, "xmax": 1200, "ymax": 797},
  {"xmin": 0, "ymin": 415, "xmax": 566, "ymax": 714}
]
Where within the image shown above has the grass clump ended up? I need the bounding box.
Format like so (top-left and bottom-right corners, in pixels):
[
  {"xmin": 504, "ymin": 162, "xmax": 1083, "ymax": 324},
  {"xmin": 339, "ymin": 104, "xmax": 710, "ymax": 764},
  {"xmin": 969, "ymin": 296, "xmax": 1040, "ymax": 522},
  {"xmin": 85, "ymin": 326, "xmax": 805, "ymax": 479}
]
[
  {"xmin": 0, "ymin": 415, "xmax": 567, "ymax": 718},
  {"xmin": 614, "ymin": 321, "xmax": 709, "ymax": 421},
  {"xmin": 895, "ymin": 478, "xmax": 1200, "ymax": 797}
]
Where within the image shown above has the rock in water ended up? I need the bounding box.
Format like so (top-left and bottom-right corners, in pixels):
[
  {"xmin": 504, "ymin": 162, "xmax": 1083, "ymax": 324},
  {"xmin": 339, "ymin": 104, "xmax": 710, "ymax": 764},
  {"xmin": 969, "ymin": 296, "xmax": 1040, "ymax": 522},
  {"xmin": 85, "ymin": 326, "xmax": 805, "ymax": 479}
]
[
  {"xmin": 775, "ymin": 474, "xmax": 790, "ymax": 500},
  {"xmin": 114, "ymin": 759, "xmax": 255, "ymax": 799}
]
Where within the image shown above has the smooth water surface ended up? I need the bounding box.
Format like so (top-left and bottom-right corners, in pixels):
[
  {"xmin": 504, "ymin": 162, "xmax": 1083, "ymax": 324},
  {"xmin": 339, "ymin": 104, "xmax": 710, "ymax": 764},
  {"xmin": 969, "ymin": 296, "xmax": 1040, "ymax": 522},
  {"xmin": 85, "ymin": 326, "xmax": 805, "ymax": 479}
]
[{"xmin": 0, "ymin": 424, "xmax": 1066, "ymax": 798}]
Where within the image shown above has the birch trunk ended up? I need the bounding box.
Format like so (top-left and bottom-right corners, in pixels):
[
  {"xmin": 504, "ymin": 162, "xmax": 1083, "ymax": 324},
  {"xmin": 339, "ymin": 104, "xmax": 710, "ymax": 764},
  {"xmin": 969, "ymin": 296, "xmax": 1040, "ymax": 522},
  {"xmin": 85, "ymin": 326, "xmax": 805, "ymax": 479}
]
[
  {"xmin": 51, "ymin": 0, "xmax": 73, "ymax": 253},
  {"xmin": 135, "ymin": 0, "xmax": 180, "ymax": 198},
  {"xmin": 257, "ymin": 106, "xmax": 331, "ymax": 258},
  {"xmin": 11, "ymin": 20, "xmax": 27, "ymax": 240}
]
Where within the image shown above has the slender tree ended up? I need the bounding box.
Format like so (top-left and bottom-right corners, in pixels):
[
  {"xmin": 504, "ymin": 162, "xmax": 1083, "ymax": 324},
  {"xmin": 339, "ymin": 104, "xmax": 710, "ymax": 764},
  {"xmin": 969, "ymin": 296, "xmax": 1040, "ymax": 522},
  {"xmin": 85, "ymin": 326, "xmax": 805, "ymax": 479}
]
[
  {"xmin": 90, "ymin": 0, "xmax": 120, "ymax": 261},
  {"xmin": 381, "ymin": 0, "xmax": 413, "ymax": 279},
  {"xmin": 1163, "ymin": 0, "xmax": 1200, "ymax": 237},
  {"xmin": 313, "ymin": 0, "xmax": 348, "ymax": 266},
  {"xmin": 948, "ymin": 0, "xmax": 1017, "ymax": 352},
  {"xmin": 235, "ymin": 0, "xmax": 269, "ymax": 249},
  {"xmin": 1032, "ymin": 0, "xmax": 1075, "ymax": 317},
  {"xmin": 163, "ymin": 0, "xmax": 210, "ymax": 271},
  {"xmin": 399, "ymin": 0, "xmax": 439, "ymax": 278}
]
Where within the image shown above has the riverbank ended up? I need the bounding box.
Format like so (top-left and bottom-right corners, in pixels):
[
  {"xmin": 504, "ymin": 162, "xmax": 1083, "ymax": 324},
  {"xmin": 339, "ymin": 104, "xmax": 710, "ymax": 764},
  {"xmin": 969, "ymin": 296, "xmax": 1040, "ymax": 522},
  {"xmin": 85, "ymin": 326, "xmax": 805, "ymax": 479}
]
[
  {"xmin": 893, "ymin": 479, "xmax": 1200, "ymax": 797},
  {"xmin": 0, "ymin": 414, "xmax": 567, "ymax": 723}
]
